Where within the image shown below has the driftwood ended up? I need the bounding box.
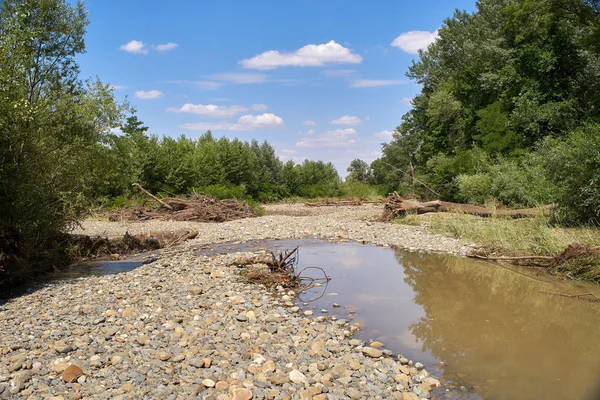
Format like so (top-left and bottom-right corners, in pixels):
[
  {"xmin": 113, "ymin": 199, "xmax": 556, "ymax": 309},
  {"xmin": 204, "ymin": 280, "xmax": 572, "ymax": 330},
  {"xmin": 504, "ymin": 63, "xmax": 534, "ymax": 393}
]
[
  {"xmin": 381, "ymin": 192, "xmax": 551, "ymax": 221},
  {"xmin": 468, "ymin": 244, "xmax": 600, "ymax": 269},
  {"xmin": 133, "ymin": 183, "xmax": 173, "ymax": 210},
  {"xmin": 109, "ymin": 194, "xmax": 257, "ymax": 223}
]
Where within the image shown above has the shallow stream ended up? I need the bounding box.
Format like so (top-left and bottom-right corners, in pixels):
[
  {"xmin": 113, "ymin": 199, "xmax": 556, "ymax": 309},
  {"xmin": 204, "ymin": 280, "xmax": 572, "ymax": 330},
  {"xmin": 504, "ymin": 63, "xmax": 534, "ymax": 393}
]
[{"xmin": 7, "ymin": 239, "xmax": 600, "ymax": 400}]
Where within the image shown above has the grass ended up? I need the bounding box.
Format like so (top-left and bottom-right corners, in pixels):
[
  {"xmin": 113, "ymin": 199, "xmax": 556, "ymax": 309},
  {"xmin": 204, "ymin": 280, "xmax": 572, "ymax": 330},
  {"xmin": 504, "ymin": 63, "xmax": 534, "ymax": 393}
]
[
  {"xmin": 398, "ymin": 212, "xmax": 600, "ymax": 257},
  {"xmin": 397, "ymin": 212, "xmax": 600, "ymax": 282}
]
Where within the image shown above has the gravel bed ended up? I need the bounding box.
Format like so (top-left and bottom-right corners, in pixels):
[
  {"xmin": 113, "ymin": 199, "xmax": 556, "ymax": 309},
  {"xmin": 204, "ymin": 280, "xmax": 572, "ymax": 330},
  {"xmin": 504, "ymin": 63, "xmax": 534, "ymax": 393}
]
[
  {"xmin": 0, "ymin": 205, "xmax": 471, "ymax": 399},
  {"xmin": 75, "ymin": 204, "xmax": 471, "ymax": 256}
]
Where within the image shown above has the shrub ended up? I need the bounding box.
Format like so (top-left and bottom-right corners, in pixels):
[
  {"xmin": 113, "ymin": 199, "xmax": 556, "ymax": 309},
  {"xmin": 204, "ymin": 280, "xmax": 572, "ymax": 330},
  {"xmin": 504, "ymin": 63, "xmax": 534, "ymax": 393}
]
[
  {"xmin": 456, "ymin": 157, "xmax": 555, "ymax": 207},
  {"xmin": 539, "ymin": 124, "xmax": 600, "ymax": 225},
  {"xmin": 193, "ymin": 185, "xmax": 247, "ymax": 200}
]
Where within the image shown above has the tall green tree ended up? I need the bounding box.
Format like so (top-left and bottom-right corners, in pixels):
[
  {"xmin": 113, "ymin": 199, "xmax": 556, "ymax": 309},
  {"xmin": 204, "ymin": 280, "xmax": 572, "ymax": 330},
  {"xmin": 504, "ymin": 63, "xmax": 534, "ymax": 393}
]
[{"xmin": 0, "ymin": 0, "xmax": 125, "ymax": 279}]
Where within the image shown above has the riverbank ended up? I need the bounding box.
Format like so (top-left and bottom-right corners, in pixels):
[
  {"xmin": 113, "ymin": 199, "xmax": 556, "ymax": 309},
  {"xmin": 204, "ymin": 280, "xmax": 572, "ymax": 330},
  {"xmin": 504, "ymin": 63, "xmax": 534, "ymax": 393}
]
[
  {"xmin": 0, "ymin": 204, "xmax": 467, "ymax": 399},
  {"xmin": 397, "ymin": 212, "xmax": 600, "ymax": 282}
]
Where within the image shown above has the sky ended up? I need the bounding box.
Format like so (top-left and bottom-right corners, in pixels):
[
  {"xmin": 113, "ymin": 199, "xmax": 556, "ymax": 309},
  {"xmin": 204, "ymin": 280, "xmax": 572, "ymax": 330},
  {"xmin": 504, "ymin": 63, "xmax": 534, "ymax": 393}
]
[{"xmin": 78, "ymin": 0, "xmax": 477, "ymax": 176}]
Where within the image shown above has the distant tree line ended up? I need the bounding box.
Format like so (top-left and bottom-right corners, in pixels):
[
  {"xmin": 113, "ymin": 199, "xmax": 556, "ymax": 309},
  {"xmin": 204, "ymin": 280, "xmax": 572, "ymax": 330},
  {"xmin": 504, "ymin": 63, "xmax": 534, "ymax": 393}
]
[{"xmin": 94, "ymin": 115, "xmax": 343, "ymax": 203}]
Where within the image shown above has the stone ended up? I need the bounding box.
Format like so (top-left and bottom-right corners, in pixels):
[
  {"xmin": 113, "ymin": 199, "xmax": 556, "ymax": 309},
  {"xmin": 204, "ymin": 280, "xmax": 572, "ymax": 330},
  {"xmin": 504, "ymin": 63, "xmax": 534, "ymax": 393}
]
[
  {"xmin": 236, "ymin": 315, "xmax": 248, "ymax": 322},
  {"xmin": 370, "ymin": 341, "xmax": 384, "ymax": 348},
  {"xmin": 157, "ymin": 351, "xmax": 171, "ymax": 361},
  {"xmin": 289, "ymin": 369, "xmax": 308, "ymax": 385},
  {"xmin": 402, "ymin": 393, "xmax": 419, "ymax": 400},
  {"xmin": 415, "ymin": 362, "xmax": 424, "ymax": 370},
  {"xmin": 231, "ymin": 388, "xmax": 253, "ymax": 400},
  {"xmin": 202, "ymin": 378, "xmax": 216, "ymax": 388},
  {"xmin": 189, "ymin": 285, "xmax": 203, "ymax": 295},
  {"xmin": 362, "ymin": 347, "xmax": 383, "ymax": 358},
  {"xmin": 62, "ymin": 365, "xmax": 84, "ymax": 383}
]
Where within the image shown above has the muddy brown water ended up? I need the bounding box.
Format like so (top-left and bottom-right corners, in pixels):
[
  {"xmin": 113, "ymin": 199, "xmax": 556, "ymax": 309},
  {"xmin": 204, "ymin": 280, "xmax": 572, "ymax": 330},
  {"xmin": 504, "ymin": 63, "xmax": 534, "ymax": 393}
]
[{"xmin": 6, "ymin": 239, "xmax": 600, "ymax": 399}]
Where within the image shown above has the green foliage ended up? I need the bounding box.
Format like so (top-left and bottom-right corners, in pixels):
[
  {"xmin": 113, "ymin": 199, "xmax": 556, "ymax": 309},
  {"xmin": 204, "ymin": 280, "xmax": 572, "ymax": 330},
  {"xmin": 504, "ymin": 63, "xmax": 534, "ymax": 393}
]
[
  {"xmin": 193, "ymin": 184, "xmax": 247, "ymax": 200},
  {"xmin": 372, "ymin": 0, "xmax": 600, "ymax": 224},
  {"xmin": 455, "ymin": 156, "xmax": 556, "ymax": 207},
  {"xmin": 346, "ymin": 159, "xmax": 373, "ymax": 182},
  {"xmin": 338, "ymin": 181, "xmax": 381, "ymax": 200},
  {"xmin": 538, "ymin": 123, "xmax": 600, "ymax": 224},
  {"xmin": 0, "ymin": 0, "xmax": 127, "ymax": 281}
]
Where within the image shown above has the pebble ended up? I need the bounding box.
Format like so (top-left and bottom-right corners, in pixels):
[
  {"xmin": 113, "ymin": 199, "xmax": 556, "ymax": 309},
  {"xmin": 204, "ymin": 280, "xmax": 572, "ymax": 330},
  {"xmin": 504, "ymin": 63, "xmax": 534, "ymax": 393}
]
[{"xmin": 0, "ymin": 206, "xmax": 456, "ymax": 399}]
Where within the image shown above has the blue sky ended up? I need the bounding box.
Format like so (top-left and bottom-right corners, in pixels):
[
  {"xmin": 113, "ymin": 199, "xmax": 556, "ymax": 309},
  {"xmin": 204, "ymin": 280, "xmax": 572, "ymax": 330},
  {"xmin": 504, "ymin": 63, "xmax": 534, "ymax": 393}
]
[{"xmin": 78, "ymin": 0, "xmax": 476, "ymax": 175}]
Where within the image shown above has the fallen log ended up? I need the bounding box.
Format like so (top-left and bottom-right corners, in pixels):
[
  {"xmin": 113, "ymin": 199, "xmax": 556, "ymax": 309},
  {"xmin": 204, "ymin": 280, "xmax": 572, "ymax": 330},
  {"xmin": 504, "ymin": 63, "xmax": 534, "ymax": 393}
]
[{"xmin": 381, "ymin": 192, "xmax": 551, "ymax": 220}]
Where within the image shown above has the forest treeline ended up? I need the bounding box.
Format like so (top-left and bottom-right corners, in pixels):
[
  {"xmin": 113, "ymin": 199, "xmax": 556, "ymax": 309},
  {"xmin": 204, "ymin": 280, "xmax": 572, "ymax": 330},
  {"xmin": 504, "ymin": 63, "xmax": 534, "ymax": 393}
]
[
  {"xmin": 93, "ymin": 116, "xmax": 347, "ymax": 205},
  {"xmin": 365, "ymin": 0, "xmax": 600, "ymax": 224}
]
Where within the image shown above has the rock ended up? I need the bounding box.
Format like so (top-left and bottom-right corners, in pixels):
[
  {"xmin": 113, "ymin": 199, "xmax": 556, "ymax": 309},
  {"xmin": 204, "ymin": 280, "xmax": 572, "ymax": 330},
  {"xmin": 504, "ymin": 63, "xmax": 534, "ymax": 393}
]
[
  {"xmin": 402, "ymin": 393, "xmax": 419, "ymax": 400},
  {"xmin": 370, "ymin": 341, "xmax": 384, "ymax": 348},
  {"xmin": 157, "ymin": 351, "xmax": 171, "ymax": 361},
  {"xmin": 289, "ymin": 369, "xmax": 308, "ymax": 385},
  {"xmin": 62, "ymin": 364, "xmax": 84, "ymax": 383},
  {"xmin": 189, "ymin": 285, "xmax": 203, "ymax": 295},
  {"xmin": 415, "ymin": 362, "xmax": 424, "ymax": 370},
  {"xmin": 362, "ymin": 347, "xmax": 383, "ymax": 358},
  {"xmin": 333, "ymin": 303, "xmax": 340, "ymax": 308},
  {"xmin": 202, "ymin": 378, "xmax": 216, "ymax": 388},
  {"xmin": 236, "ymin": 314, "xmax": 248, "ymax": 322},
  {"xmin": 398, "ymin": 356, "xmax": 409, "ymax": 365},
  {"xmin": 232, "ymin": 388, "xmax": 253, "ymax": 400},
  {"xmin": 303, "ymin": 310, "xmax": 313, "ymax": 316}
]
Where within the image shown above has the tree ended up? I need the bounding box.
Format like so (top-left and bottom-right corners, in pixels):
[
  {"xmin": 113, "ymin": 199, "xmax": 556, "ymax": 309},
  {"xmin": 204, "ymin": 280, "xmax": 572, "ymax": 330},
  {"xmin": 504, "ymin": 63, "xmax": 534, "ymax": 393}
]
[
  {"xmin": 346, "ymin": 159, "xmax": 372, "ymax": 182},
  {"xmin": 0, "ymin": 0, "xmax": 125, "ymax": 280},
  {"xmin": 373, "ymin": 0, "xmax": 600, "ymax": 204}
]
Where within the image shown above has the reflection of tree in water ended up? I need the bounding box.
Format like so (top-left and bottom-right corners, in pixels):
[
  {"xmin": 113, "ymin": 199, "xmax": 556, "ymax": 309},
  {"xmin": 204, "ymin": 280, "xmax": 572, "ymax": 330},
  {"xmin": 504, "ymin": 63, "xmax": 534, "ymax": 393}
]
[{"xmin": 396, "ymin": 250, "xmax": 600, "ymax": 400}]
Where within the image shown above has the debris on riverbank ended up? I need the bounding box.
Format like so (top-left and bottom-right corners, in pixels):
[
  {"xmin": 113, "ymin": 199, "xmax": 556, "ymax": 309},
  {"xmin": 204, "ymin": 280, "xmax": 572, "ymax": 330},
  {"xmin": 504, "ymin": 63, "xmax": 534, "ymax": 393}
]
[
  {"xmin": 108, "ymin": 195, "xmax": 258, "ymax": 223},
  {"xmin": 382, "ymin": 191, "xmax": 550, "ymax": 221},
  {"xmin": 68, "ymin": 230, "xmax": 198, "ymax": 260}
]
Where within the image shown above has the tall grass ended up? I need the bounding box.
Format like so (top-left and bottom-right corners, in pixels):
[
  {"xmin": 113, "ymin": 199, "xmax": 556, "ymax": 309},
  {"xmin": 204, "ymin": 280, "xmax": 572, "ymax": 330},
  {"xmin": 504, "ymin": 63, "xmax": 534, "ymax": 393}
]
[{"xmin": 399, "ymin": 213, "xmax": 600, "ymax": 256}]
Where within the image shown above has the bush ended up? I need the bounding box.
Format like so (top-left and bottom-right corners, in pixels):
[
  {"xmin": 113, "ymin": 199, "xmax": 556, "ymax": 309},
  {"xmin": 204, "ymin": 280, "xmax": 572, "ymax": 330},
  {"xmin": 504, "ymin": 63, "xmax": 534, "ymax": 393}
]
[
  {"xmin": 456, "ymin": 157, "xmax": 555, "ymax": 207},
  {"xmin": 338, "ymin": 181, "xmax": 381, "ymax": 199},
  {"xmin": 539, "ymin": 124, "xmax": 600, "ymax": 224},
  {"xmin": 193, "ymin": 184, "xmax": 247, "ymax": 200}
]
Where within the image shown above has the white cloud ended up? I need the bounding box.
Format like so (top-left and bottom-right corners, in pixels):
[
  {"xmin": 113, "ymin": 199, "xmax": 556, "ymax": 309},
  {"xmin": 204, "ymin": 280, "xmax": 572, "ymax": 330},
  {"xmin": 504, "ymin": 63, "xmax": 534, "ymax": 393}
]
[
  {"xmin": 303, "ymin": 120, "xmax": 317, "ymax": 126},
  {"xmin": 375, "ymin": 130, "xmax": 394, "ymax": 140},
  {"xmin": 321, "ymin": 69, "xmax": 356, "ymax": 77},
  {"xmin": 349, "ymin": 79, "xmax": 405, "ymax": 88},
  {"xmin": 170, "ymin": 80, "xmax": 225, "ymax": 90},
  {"xmin": 209, "ymin": 73, "xmax": 269, "ymax": 84},
  {"xmin": 251, "ymin": 104, "xmax": 268, "ymax": 111},
  {"xmin": 120, "ymin": 40, "xmax": 148, "ymax": 54},
  {"xmin": 330, "ymin": 115, "xmax": 362, "ymax": 125},
  {"xmin": 110, "ymin": 85, "xmax": 126, "ymax": 90},
  {"xmin": 240, "ymin": 40, "xmax": 362, "ymax": 70},
  {"xmin": 168, "ymin": 104, "xmax": 248, "ymax": 118},
  {"xmin": 365, "ymin": 116, "xmax": 371, "ymax": 121},
  {"xmin": 180, "ymin": 113, "xmax": 284, "ymax": 131},
  {"xmin": 154, "ymin": 42, "xmax": 178, "ymax": 51},
  {"xmin": 306, "ymin": 129, "xmax": 315, "ymax": 135},
  {"xmin": 296, "ymin": 128, "xmax": 357, "ymax": 148},
  {"xmin": 391, "ymin": 30, "xmax": 439, "ymax": 54},
  {"xmin": 135, "ymin": 90, "xmax": 163, "ymax": 99}
]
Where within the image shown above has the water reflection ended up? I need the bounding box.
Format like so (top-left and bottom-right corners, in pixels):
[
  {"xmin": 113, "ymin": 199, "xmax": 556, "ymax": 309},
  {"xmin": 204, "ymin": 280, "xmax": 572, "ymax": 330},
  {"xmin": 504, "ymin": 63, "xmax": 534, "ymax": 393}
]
[
  {"xmin": 398, "ymin": 251, "xmax": 600, "ymax": 400},
  {"xmin": 292, "ymin": 241, "xmax": 600, "ymax": 400}
]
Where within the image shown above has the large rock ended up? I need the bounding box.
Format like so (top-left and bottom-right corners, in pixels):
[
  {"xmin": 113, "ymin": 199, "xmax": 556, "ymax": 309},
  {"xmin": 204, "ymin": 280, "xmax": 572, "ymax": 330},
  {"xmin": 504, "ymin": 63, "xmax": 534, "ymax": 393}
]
[{"xmin": 362, "ymin": 347, "xmax": 383, "ymax": 358}]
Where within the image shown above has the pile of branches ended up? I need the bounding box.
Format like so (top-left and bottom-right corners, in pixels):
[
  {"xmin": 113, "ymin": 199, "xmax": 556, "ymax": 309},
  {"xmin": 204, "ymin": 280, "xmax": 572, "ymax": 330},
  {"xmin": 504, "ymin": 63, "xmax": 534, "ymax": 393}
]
[
  {"xmin": 110, "ymin": 187, "xmax": 257, "ymax": 223},
  {"xmin": 235, "ymin": 247, "xmax": 331, "ymax": 290},
  {"xmin": 68, "ymin": 230, "xmax": 198, "ymax": 260},
  {"xmin": 382, "ymin": 192, "xmax": 549, "ymax": 221}
]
